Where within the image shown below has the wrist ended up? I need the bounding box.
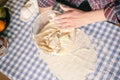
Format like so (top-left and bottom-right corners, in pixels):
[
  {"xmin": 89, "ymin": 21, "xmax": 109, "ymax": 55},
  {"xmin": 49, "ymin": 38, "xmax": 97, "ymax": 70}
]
[{"xmin": 85, "ymin": 9, "xmax": 107, "ymax": 24}]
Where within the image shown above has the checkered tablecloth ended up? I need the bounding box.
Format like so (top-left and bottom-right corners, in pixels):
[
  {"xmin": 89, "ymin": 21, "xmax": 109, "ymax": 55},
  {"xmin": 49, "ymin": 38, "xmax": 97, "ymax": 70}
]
[{"xmin": 0, "ymin": 0, "xmax": 120, "ymax": 80}]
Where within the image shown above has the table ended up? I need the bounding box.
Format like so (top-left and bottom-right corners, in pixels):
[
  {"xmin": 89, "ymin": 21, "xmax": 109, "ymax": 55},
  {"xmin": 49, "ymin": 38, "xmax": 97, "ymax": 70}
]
[{"xmin": 0, "ymin": 0, "xmax": 120, "ymax": 80}]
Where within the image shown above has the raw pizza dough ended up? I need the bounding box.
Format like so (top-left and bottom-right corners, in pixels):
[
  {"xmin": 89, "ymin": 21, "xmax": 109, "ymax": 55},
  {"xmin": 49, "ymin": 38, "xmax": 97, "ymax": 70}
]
[
  {"xmin": 33, "ymin": 21, "xmax": 97, "ymax": 80},
  {"xmin": 34, "ymin": 22, "xmax": 77, "ymax": 55}
]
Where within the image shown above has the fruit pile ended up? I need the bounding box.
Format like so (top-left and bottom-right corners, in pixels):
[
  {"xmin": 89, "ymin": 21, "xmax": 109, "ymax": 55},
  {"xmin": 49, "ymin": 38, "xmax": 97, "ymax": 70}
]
[{"xmin": 0, "ymin": 7, "xmax": 10, "ymax": 32}]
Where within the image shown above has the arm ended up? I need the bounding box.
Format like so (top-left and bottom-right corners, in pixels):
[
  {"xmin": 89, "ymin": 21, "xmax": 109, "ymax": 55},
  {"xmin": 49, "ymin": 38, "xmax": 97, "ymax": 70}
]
[
  {"xmin": 84, "ymin": 9, "xmax": 106, "ymax": 24},
  {"xmin": 54, "ymin": 5, "xmax": 106, "ymax": 29}
]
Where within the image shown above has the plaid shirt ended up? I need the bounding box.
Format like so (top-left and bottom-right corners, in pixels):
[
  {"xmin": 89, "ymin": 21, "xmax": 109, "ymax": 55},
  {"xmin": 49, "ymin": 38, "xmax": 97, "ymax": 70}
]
[{"xmin": 37, "ymin": 0, "xmax": 120, "ymax": 24}]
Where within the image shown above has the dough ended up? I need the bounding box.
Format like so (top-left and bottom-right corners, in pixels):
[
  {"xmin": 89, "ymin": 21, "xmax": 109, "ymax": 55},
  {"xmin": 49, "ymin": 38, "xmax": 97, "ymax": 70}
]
[
  {"xmin": 34, "ymin": 22, "xmax": 77, "ymax": 55},
  {"xmin": 33, "ymin": 21, "xmax": 97, "ymax": 80}
]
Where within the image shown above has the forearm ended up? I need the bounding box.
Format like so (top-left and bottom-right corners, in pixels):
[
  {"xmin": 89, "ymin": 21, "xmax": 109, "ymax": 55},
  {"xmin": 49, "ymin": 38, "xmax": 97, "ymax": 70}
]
[
  {"xmin": 55, "ymin": 7, "xmax": 107, "ymax": 28},
  {"xmin": 85, "ymin": 9, "xmax": 107, "ymax": 24}
]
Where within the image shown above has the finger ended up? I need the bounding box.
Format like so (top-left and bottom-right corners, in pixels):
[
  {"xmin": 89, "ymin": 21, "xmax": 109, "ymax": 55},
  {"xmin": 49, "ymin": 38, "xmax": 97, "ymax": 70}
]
[
  {"xmin": 60, "ymin": 4, "xmax": 74, "ymax": 11},
  {"xmin": 57, "ymin": 23, "xmax": 71, "ymax": 29},
  {"xmin": 55, "ymin": 12, "xmax": 71, "ymax": 20},
  {"xmin": 55, "ymin": 19, "xmax": 69, "ymax": 24}
]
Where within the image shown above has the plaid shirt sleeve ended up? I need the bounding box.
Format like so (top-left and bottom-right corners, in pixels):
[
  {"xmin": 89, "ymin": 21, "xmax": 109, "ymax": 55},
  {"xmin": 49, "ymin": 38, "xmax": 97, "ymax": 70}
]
[
  {"xmin": 37, "ymin": 0, "xmax": 56, "ymax": 7},
  {"xmin": 104, "ymin": 1, "xmax": 120, "ymax": 24}
]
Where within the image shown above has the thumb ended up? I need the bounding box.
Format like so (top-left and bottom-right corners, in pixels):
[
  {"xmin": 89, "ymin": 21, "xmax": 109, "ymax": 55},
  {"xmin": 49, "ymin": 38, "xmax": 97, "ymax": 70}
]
[{"xmin": 60, "ymin": 5, "xmax": 74, "ymax": 11}]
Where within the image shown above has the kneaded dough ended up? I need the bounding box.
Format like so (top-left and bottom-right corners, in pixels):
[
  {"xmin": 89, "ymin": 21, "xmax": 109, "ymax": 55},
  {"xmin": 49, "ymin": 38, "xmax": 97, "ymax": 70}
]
[
  {"xmin": 34, "ymin": 21, "xmax": 97, "ymax": 80},
  {"xmin": 34, "ymin": 22, "xmax": 78, "ymax": 55}
]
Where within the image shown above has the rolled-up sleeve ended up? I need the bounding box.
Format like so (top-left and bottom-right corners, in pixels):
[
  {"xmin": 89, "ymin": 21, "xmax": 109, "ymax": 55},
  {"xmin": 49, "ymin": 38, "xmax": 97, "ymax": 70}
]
[
  {"xmin": 104, "ymin": 1, "xmax": 120, "ymax": 24},
  {"xmin": 37, "ymin": 0, "xmax": 56, "ymax": 7}
]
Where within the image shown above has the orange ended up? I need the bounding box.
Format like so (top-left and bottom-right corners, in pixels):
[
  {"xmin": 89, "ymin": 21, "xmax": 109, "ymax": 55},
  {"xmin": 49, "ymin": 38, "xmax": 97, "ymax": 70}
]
[{"xmin": 0, "ymin": 20, "xmax": 5, "ymax": 32}]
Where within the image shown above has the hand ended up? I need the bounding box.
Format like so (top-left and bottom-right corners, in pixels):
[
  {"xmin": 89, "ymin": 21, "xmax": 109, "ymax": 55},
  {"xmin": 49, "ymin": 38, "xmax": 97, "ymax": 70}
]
[
  {"xmin": 55, "ymin": 5, "xmax": 86, "ymax": 29},
  {"xmin": 55, "ymin": 5, "xmax": 106, "ymax": 29}
]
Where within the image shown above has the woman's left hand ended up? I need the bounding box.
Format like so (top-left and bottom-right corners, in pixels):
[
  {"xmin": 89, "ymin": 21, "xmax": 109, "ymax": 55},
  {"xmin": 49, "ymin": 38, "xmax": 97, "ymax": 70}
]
[{"xmin": 55, "ymin": 5, "xmax": 106, "ymax": 29}]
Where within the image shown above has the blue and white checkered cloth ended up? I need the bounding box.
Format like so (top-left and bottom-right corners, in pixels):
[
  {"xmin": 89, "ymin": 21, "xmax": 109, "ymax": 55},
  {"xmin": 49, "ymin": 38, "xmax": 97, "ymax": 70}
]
[
  {"xmin": 0, "ymin": 0, "xmax": 120, "ymax": 80},
  {"xmin": 82, "ymin": 22, "xmax": 120, "ymax": 80}
]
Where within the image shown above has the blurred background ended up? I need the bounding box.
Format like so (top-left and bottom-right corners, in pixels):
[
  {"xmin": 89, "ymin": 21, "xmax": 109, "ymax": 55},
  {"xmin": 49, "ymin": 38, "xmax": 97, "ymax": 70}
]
[{"xmin": 0, "ymin": 0, "xmax": 10, "ymax": 80}]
